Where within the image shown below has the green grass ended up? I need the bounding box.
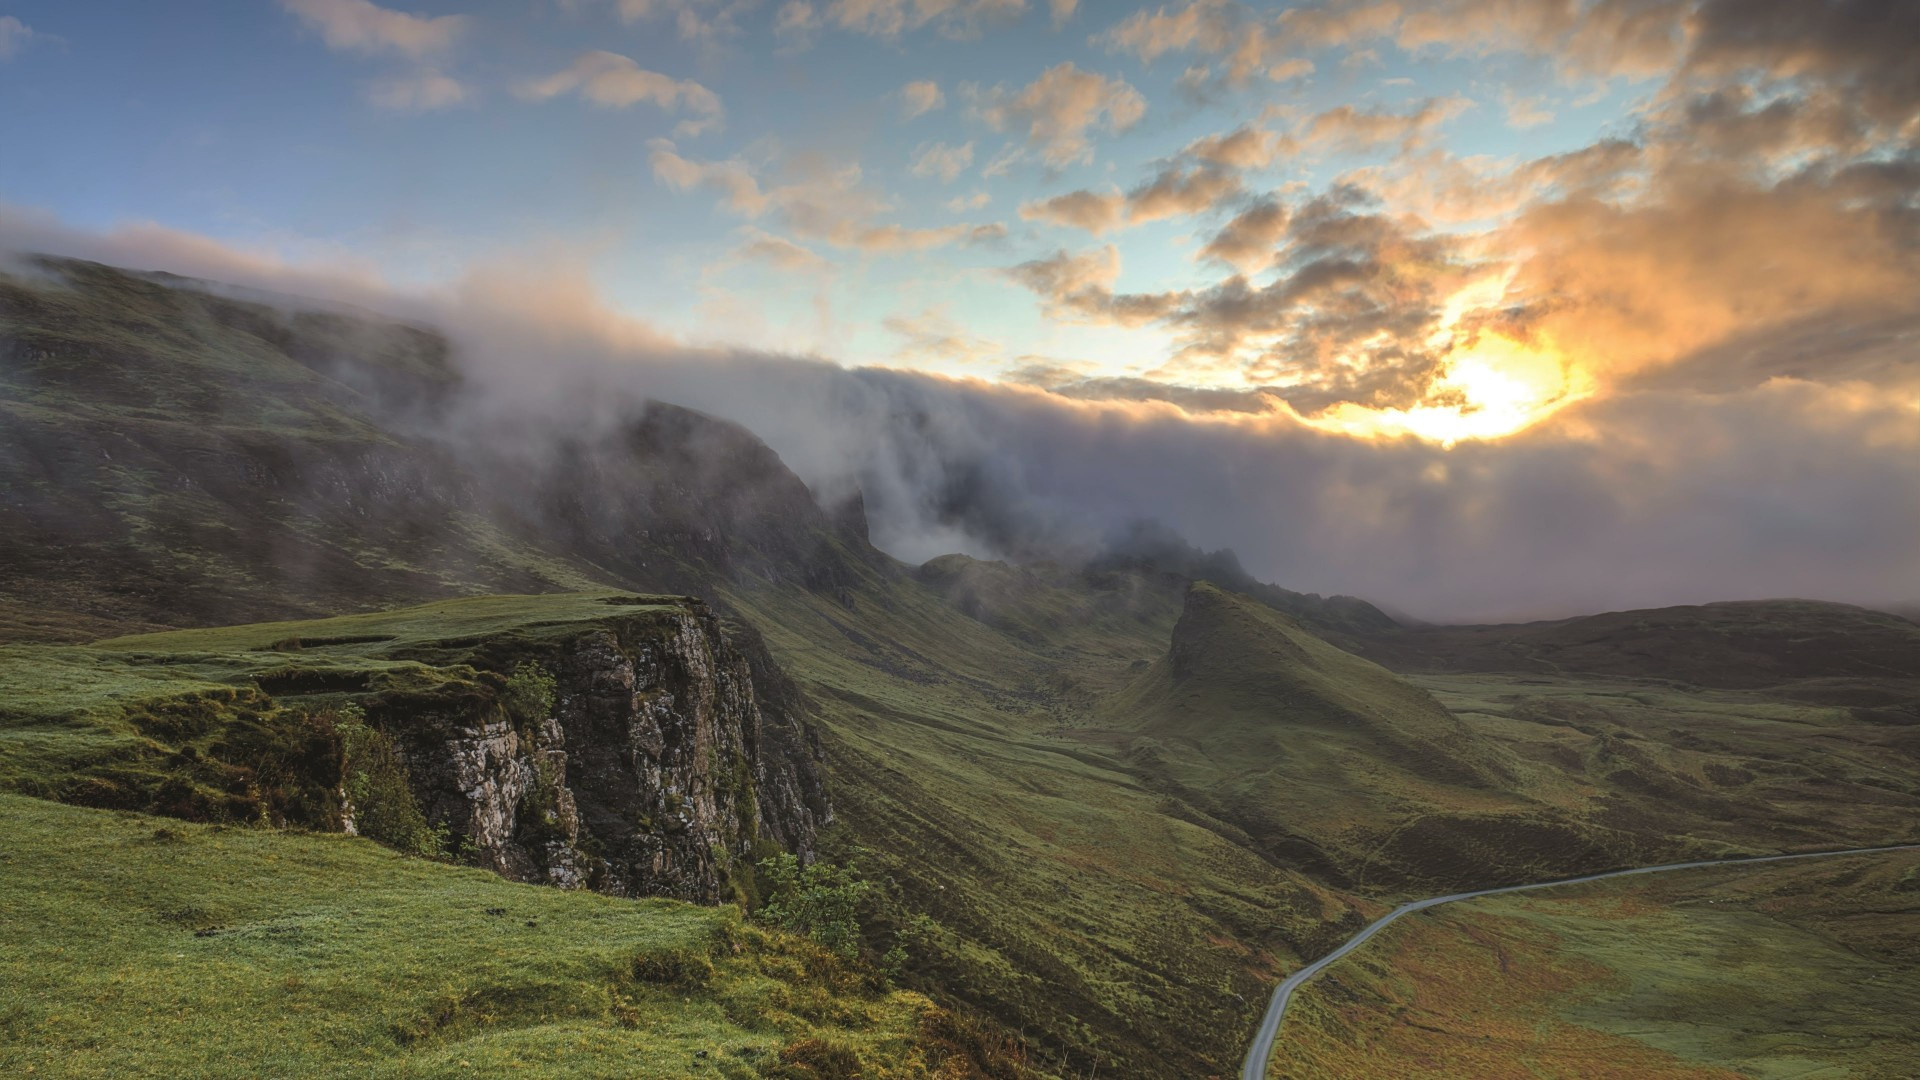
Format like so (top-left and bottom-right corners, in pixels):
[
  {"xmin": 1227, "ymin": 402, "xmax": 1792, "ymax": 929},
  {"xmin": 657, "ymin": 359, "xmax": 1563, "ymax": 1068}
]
[
  {"xmin": 1422, "ymin": 670, "xmax": 1920, "ymax": 854},
  {"xmin": 1092, "ymin": 584, "xmax": 1540, "ymax": 888},
  {"xmin": 96, "ymin": 591, "xmax": 686, "ymax": 656},
  {"xmin": 1270, "ymin": 849, "xmax": 1920, "ymax": 1079},
  {"xmin": 725, "ymin": 572, "xmax": 1376, "ymax": 1077},
  {"xmin": 9, "ymin": 573, "xmax": 1920, "ymax": 1079},
  {"xmin": 727, "ymin": 571, "xmax": 1920, "ymax": 1076},
  {"xmin": 0, "ymin": 593, "xmax": 688, "ymax": 820},
  {"xmin": 0, "ymin": 793, "xmax": 965, "ymax": 1079}
]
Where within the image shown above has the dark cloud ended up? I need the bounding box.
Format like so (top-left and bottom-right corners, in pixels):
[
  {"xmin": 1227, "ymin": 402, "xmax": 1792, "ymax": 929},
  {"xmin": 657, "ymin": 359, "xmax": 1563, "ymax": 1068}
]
[{"xmin": 1685, "ymin": 0, "xmax": 1920, "ymax": 126}]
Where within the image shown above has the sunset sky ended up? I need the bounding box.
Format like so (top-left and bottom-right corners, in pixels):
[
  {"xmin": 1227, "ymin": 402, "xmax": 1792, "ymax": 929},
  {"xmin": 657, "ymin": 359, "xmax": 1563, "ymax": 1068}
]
[{"xmin": 1, "ymin": 1, "xmax": 1916, "ymax": 616}]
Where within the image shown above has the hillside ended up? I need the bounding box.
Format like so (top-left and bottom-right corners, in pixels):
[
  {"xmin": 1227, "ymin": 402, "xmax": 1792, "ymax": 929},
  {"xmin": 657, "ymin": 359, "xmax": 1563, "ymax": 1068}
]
[
  {"xmin": 1355, "ymin": 599, "xmax": 1920, "ymax": 701},
  {"xmin": 6, "ymin": 256, "xmax": 1920, "ymax": 1079},
  {"xmin": 0, "ymin": 256, "xmax": 879, "ymax": 639},
  {"xmin": 1270, "ymin": 848, "xmax": 1920, "ymax": 1079},
  {"xmin": 1091, "ymin": 585, "xmax": 1654, "ymax": 888}
]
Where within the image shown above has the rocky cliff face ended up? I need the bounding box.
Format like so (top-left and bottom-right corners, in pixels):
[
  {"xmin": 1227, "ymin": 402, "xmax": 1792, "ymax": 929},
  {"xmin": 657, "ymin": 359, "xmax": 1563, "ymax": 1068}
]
[{"xmin": 373, "ymin": 600, "xmax": 828, "ymax": 903}]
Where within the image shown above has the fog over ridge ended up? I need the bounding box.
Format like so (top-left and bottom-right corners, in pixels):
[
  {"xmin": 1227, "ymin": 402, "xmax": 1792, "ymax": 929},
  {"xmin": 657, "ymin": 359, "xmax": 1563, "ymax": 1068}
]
[{"xmin": 3, "ymin": 205, "xmax": 1915, "ymax": 624}]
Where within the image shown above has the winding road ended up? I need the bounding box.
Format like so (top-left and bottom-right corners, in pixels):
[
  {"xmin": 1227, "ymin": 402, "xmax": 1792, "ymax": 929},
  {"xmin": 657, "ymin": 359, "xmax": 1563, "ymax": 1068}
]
[{"xmin": 1240, "ymin": 842, "xmax": 1920, "ymax": 1080}]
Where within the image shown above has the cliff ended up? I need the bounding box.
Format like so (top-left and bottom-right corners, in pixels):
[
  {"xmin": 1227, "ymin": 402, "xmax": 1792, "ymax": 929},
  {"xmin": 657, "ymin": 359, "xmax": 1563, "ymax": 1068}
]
[
  {"xmin": 5, "ymin": 592, "xmax": 828, "ymax": 903},
  {"xmin": 376, "ymin": 599, "xmax": 829, "ymax": 901}
]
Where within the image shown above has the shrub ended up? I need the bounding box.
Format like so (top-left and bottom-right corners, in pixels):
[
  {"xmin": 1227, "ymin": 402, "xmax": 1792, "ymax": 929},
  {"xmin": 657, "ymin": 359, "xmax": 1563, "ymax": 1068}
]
[
  {"xmin": 336, "ymin": 707, "xmax": 445, "ymax": 858},
  {"xmin": 755, "ymin": 854, "xmax": 873, "ymax": 963},
  {"xmin": 501, "ymin": 662, "xmax": 556, "ymax": 727}
]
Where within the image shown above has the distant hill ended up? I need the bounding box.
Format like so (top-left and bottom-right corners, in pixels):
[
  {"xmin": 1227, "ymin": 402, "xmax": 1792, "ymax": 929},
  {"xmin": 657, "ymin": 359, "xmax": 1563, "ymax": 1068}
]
[
  {"xmin": 1354, "ymin": 599, "xmax": 1920, "ymax": 706},
  {"xmin": 1083, "ymin": 584, "xmax": 1682, "ymax": 888}
]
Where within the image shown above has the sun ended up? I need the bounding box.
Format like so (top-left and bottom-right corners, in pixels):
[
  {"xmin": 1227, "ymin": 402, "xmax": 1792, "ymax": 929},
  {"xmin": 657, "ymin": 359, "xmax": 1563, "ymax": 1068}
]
[{"xmin": 1302, "ymin": 277, "xmax": 1594, "ymax": 445}]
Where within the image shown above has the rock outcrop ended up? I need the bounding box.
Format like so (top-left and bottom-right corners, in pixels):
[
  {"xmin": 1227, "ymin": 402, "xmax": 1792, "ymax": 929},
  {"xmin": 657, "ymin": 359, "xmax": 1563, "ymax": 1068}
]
[{"xmin": 374, "ymin": 600, "xmax": 827, "ymax": 902}]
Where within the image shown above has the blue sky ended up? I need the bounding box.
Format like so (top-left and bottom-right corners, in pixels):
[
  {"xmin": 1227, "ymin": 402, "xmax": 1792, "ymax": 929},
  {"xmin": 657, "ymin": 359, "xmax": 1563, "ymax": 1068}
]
[{"xmin": 0, "ymin": 3, "xmax": 1635, "ymax": 388}]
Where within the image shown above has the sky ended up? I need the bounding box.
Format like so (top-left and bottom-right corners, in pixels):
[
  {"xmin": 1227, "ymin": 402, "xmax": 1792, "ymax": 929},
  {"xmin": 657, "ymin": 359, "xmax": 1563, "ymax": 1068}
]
[{"xmin": 0, "ymin": 1, "xmax": 1917, "ymax": 619}]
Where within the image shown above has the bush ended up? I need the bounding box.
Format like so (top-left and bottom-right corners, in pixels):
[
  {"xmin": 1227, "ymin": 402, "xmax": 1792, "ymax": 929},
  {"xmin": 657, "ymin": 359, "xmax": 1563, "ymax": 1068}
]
[
  {"xmin": 336, "ymin": 707, "xmax": 445, "ymax": 858},
  {"xmin": 755, "ymin": 854, "xmax": 873, "ymax": 962},
  {"xmin": 501, "ymin": 662, "xmax": 556, "ymax": 727}
]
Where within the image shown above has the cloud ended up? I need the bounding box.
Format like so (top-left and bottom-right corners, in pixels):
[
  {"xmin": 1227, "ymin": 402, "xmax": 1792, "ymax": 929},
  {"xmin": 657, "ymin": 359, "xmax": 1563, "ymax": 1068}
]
[
  {"xmin": 1007, "ymin": 190, "xmax": 1474, "ymax": 407},
  {"xmin": 1502, "ymin": 91, "xmax": 1554, "ymax": 129},
  {"xmin": 5, "ymin": 203, "xmax": 1916, "ymax": 622},
  {"xmin": 1049, "ymin": 0, "xmax": 1078, "ymax": 28},
  {"xmin": 365, "ymin": 69, "xmax": 470, "ymax": 112},
  {"xmin": 899, "ymin": 80, "xmax": 946, "ymax": 120},
  {"xmin": 883, "ymin": 307, "xmax": 1004, "ymax": 370},
  {"xmin": 1125, "ymin": 165, "xmax": 1243, "ymax": 223},
  {"xmin": 826, "ymin": 0, "xmax": 1026, "ymax": 40},
  {"xmin": 1298, "ymin": 95, "xmax": 1473, "ymax": 153},
  {"xmin": 280, "ymin": 0, "xmax": 464, "ymax": 58},
  {"xmin": 1019, "ymin": 189, "xmax": 1126, "ymax": 233},
  {"xmin": 1199, "ymin": 199, "xmax": 1289, "ymax": 273},
  {"xmin": 648, "ymin": 140, "xmax": 770, "ymax": 215},
  {"xmin": 1683, "ymin": 0, "xmax": 1920, "ymax": 127},
  {"xmin": 613, "ymin": 0, "xmax": 754, "ymax": 44},
  {"xmin": 945, "ymin": 190, "xmax": 991, "ymax": 212},
  {"xmin": 1020, "ymin": 163, "xmax": 1243, "ymax": 234},
  {"xmin": 979, "ymin": 62, "xmax": 1147, "ymax": 168},
  {"xmin": 1101, "ymin": 0, "xmax": 1235, "ymax": 65},
  {"xmin": 909, "ymin": 141, "xmax": 974, "ymax": 183},
  {"xmin": 649, "ymin": 141, "xmax": 1003, "ymax": 252},
  {"xmin": 1102, "ymin": 1, "xmax": 1318, "ymax": 87},
  {"xmin": 0, "ymin": 15, "xmax": 33, "ymax": 60},
  {"xmin": 1182, "ymin": 125, "xmax": 1293, "ymax": 169},
  {"xmin": 1108, "ymin": 0, "xmax": 1691, "ymax": 87},
  {"xmin": 775, "ymin": 0, "xmax": 823, "ymax": 38},
  {"xmin": 1007, "ymin": 245, "xmax": 1182, "ymax": 325},
  {"xmin": 519, "ymin": 51, "xmax": 724, "ymax": 135},
  {"xmin": 734, "ymin": 229, "xmax": 829, "ymax": 272},
  {"xmin": 1393, "ymin": 0, "xmax": 1690, "ymax": 81}
]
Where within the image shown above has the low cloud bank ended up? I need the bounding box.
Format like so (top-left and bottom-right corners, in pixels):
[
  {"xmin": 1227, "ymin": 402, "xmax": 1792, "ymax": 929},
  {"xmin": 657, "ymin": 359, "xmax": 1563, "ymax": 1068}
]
[{"xmin": 3, "ymin": 205, "xmax": 1916, "ymax": 623}]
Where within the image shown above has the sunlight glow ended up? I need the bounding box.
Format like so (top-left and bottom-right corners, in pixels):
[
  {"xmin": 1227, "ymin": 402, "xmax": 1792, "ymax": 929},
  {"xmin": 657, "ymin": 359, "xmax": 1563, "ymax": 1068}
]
[{"xmin": 1301, "ymin": 275, "xmax": 1594, "ymax": 445}]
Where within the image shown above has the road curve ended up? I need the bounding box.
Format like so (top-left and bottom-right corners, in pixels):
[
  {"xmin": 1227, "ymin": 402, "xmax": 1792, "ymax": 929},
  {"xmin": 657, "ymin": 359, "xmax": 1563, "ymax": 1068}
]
[{"xmin": 1240, "ymin": 842, "xmax": 1920, "ymax": 1080}]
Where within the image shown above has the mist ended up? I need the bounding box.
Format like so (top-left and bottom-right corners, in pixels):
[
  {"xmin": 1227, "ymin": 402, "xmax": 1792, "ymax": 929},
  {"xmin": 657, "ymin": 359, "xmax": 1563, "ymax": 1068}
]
[{"xmin": 4, "ymin": 205, "xmax": 1917, "ymax": 624}]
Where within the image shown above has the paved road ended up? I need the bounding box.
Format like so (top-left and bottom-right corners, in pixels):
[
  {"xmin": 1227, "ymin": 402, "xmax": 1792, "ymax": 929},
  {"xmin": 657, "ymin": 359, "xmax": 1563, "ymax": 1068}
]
[{"xmin": 1240, "ymin": 842, "xmax": 1920, "ymax": 1080}]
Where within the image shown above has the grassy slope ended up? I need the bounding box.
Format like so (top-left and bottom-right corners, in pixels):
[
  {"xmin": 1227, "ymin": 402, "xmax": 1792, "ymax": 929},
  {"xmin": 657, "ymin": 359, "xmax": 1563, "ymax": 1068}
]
[
  {"xmin": 727, "ymin": 569, "xmax": 1920, "ymax": 1076},
  {"xmin": 1357, "ymin": 599, "xmax": 1920, "ymax": 696},
  {"xmin": 1, "ymin": 570, "xmax": 1365, "ymax": 1079},
  {"xmin": 0, "ymin": 260, "xmax": 597, "ymax": 636},
  {"xmin": 0, "ymin": 794, "xmax": 963, "ymax": 1080},
  {"xmin": 1425, "ymin": 671, "xmax": 1920, "ymax": 857},
  {"xmin": 1094, "ymin": 584, "xmax": 1530, "ymax": 886},
  {"xmin": 1269, "ymin": 849, "xmax": 1920, "ymax": 1079},
  {"xmin": 0, "ymin": 593, "xmax": 687, "ymax": 811},
  {"xmin": 9, "ymin": 570, "xmax": 1920, "ymax": 1079},
  {"xmin": 727, "ymin": 571, "xmax": 1374, "ymax": 1078}
]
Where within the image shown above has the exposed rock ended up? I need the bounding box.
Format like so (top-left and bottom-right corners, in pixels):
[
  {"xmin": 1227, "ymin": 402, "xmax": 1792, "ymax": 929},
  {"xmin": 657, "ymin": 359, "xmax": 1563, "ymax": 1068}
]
[{"xmin": 381, "ymin": 601, "xmax": 825, "ymax": 902}]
